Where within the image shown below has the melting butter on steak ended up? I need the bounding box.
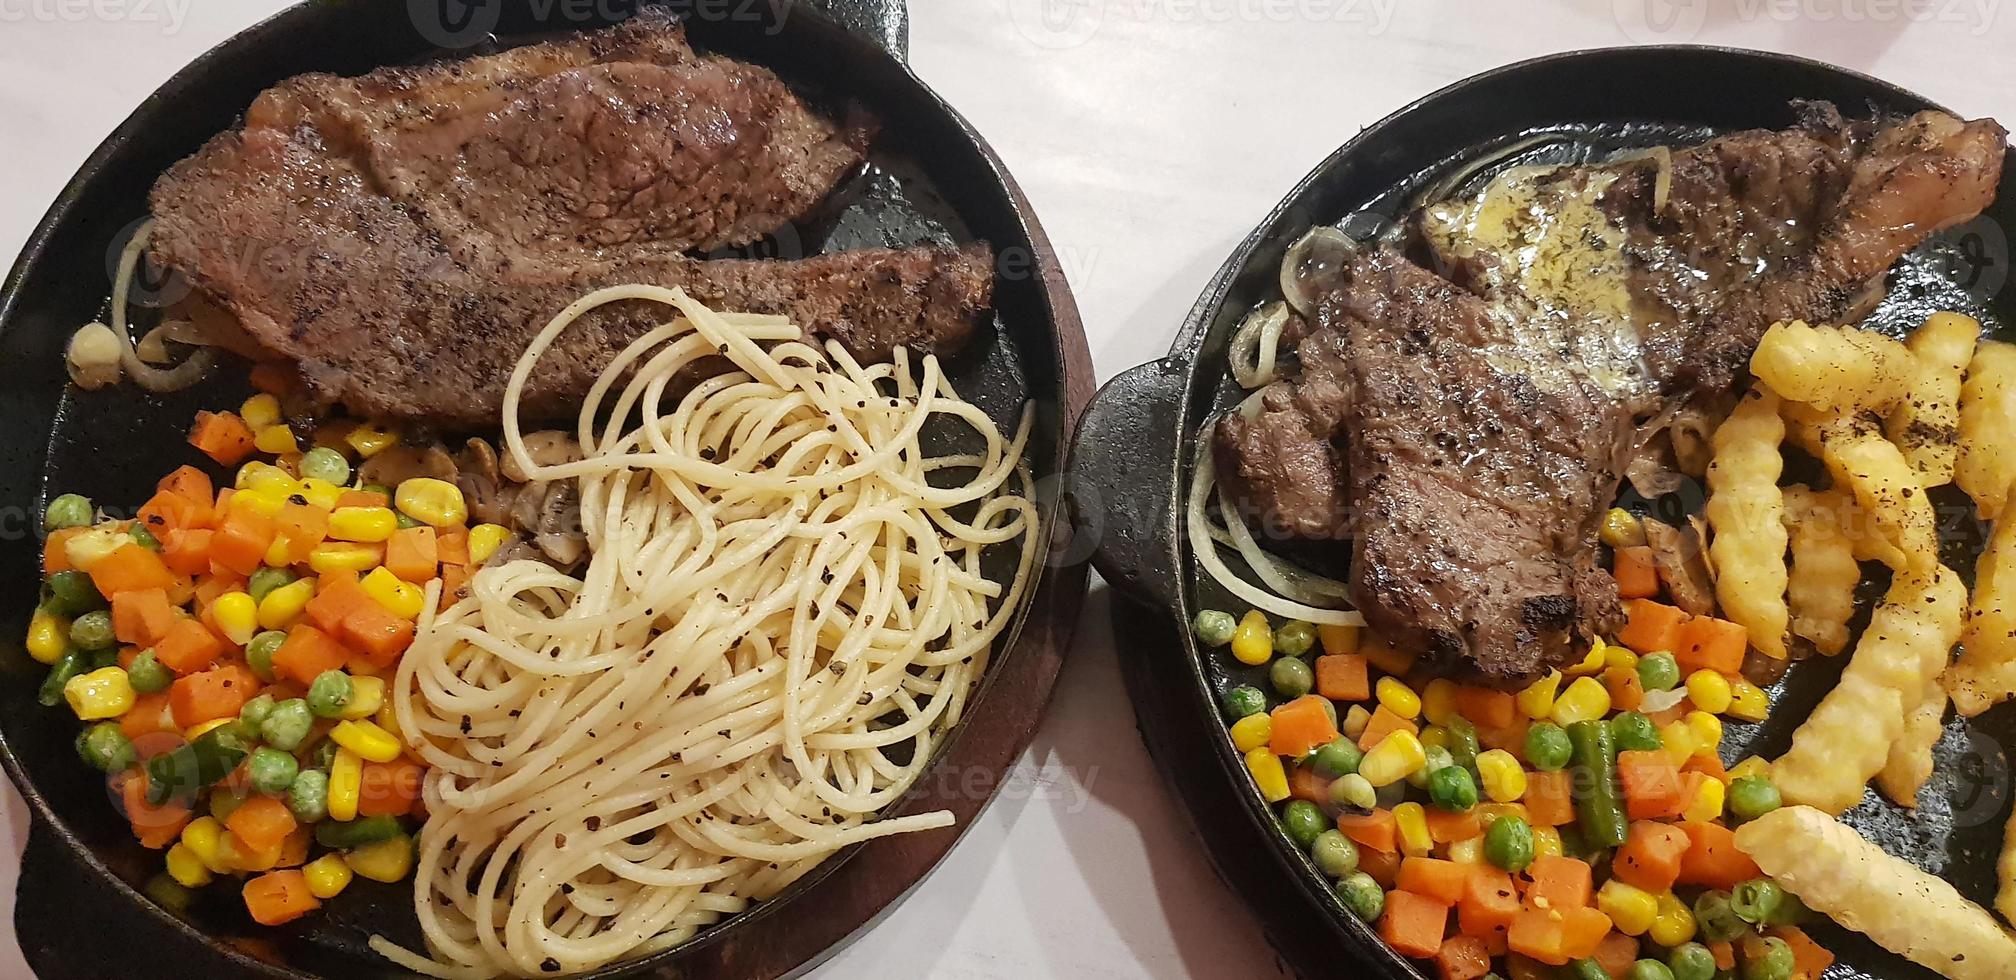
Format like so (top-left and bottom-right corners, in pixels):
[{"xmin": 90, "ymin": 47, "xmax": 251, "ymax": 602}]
[{"xmin": 1216, "ymin": 105, "xmax": 2005, "ymax": 686}]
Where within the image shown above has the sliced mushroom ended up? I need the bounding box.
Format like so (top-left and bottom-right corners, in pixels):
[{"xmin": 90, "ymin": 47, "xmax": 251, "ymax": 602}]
[
  {"xmin": 359, "ymin": 443, "xmax": 459, "ymax": 488},
  {"xmin": 501, "ymin": 431, "xmax": 581, "ymax": 483},
  {"xmin": 456, "ymin": 438, "xmax": 523, "ymax": 527},
  {"xmin": 511, "ymin": 479, "xmax": 587, "ymax": 568}
]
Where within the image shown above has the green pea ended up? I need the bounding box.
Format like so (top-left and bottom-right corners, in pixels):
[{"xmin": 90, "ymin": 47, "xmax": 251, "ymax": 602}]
[
  {"xmin": 75, "ymin": 722, "xmax": 135, "ymax": 773},
  {"xmin": 1524, "ymin": 722, "xmax": 1573, "ymax": 771},
  {"xmin": 1568, "ymin": 960, "xmax": 1609, "ymax": 980},
  {"xmin": 239, "ymin": 693, "xmax": 277, "ymax": 731},
  {"xmin": 1222, "ymin": 685, "xmax": 1267, "ymax": 720},
  {"xmin": 208, "ymin": 787, "xmax": 248, "ymax": 823},
  {"xmin": 259, "ymin": 698, "xmax": 315, "ymax": 751},
  {"xmin": 1740, "ymin": 937, "xmax": 1793, "ymax": 980},
  {"xmin": 1409, "ymin": 745, "xmax": 1456, "ymax": 789},
  {"xmin": 1630, "ymin": 960, "xmax": 1676, "ymax": 980},
  {"xmin": 1309, "ymin": 828, "xmax": 1358, "ymax": 877},
  {"xmin": 1637, "ymin": 651, "xmax": 1681, "ymax": 691},
  {"xmin": 287, "ymin": 768, "xmax": 329, "ymax": 823},
  {"xmin": 246, "ymin": 630, "xmax": 287, "ymax": 682},
  {"xmin": 68, "ymin": 610, "xmax": 115, "ymax": 651},
  {"xmin": 44, "ymin": 570, "xmax": 105, "ymax": 616},
  {"xmin": 129, "ymin": 523, "xmax": 161, "ymax": 550},
  {"xmin": 1270, "ymin": 656, "xmax": 1314, "ymax": 698},
  {"xmin": 1730, "ymin": 879, "xmax": 1785, "ymax": 925},
  {"xmin": 126, "ymin": 649, "xmax": 173, "ymax": 694},
  {"xmin": 248, "ymin": 746, "xmax": 300, "ymax": 795},
  {"xmin": 43, "ymin": 493, "xmax": 93, "ymax": 531},
  {"xmin": 1668, "ymin": 943, "xmax": 1718, "ymax": 980},
  {"xmin": 1727, "ymin": 776, "xmax": 1783, "ymax": 822},
  {"xmin": 1610, "ymin": 710, "xmax": 1663, "ymax": 752},
  {"xmin": 1694, "ymin": 890, "xmax": 1749, "ymax": 942},
  {"xmin": 1484, "ymin": 814, "xmax": 1535, "ymax": 873},
  {"xmin": 1281, "ymin": 800, "xmax": 1327, "ymax": 848},
  {"xmin": 1193, "ymin": 610, "xmax": 1237, "ymax": 647},
  {"xmin": 307, "ymin": 670, "xmax": 354, "ymax": 718},
  {"xmin": 144, "ymin": 875, "xmax": 194, "ymax": 914},
  {"xmin": 1428, "ymin": 765, "xmax": 1478, "ymax": 812},
  {"xmin": 1444, "ymin": 716, "xmax": 1481, "ymax": 772},
  {"xmin": 1310, "ymin": 738, "xmax": 1362, "ymax": 778},
  {"xmin": 299, "ymin": 447, "xmax": 352, "ymax": 486},
  {"xmin": 1335, "ymin": 871, "xmax": 1384, "ymax": 920},
  {"xmin": 248, "ymin": 567, "xmax": 297, "ymax": 604},
  {"xmin": 1274, "ymin": 620, "xmax": 1316, "ymax": 657}
]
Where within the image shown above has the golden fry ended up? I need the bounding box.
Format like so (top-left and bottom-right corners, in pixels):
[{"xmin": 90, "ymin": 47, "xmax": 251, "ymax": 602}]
[
  {"xmin": 1781, "ymin": 485, "xmax": 1861, "ymax": 655},
  {"xmin": 1887, "ymin": 311, "xmax": 1979, "ymax": 486},
  {"xmin": 1706, "ymin": 387, "xmax": 1789, "ymax": 658},
  {"xmin": 1957, "ymin": 339, "xmax": 2016, "ymax": 519},
  {"xmin": 1737, "ymin": 806, "xmax": 2016, "ymax": 980},
  {"xmin": 1876, "ymin": 690, "xmax": 1946, "ymax": 808},
  {"xmin": 1945, "ymin": 492, "xmax": 2016, "ymax": 717},
  {"xmin": 1753, "ymin": 319, "xmax": 1913, "ymax": 412},
  {"xmin": 1785, "ymin": 402, "xmax": 1936, "ymax": 573}
]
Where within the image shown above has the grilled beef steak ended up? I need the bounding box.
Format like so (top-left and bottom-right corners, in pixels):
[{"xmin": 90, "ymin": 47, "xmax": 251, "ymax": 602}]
[
  {"xmin": 1217, "ymin": 106, "xmax": 2005, "ymax": 686},
  {"xmin": 148, "ymin": 11, "xmax": 992, "ymax": 426}
]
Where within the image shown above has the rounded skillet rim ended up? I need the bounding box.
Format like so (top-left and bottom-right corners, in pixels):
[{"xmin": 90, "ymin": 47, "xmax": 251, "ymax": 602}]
[
  {"xmin": 0, "ymin": 4, "xmax": 1088, "ymax": 978},
  {"xmin": 1142, "ymin": 44, "xmax": 1962, "ymax": 980}
]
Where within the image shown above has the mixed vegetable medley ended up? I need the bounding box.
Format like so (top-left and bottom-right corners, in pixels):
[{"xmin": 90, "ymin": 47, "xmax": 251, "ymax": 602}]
[
  {"xmin": 1204, "ymin": 508, "xmax": 1834, "ymax": 980},
  {"xmin": 27, "ymin": 392, "xmax": 510, "ymax": 927}
]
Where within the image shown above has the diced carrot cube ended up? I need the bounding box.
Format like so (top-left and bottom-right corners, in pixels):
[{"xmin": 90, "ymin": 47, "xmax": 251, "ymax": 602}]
[
  {"xmin": 1454, "ymin": 686, "xmax": 1517, "ymax": 729},
  {"xmin": 210, "ymin": 509, "xmax": 277, "ymax": 577},
  {"xmin": 1677, "ymin": 616, "xmax": 1748, "ymax": 674},
  {"xmin": 384, "ymin": 526, "xmax": 439, "ymax": 582},
  {"xmin": 342, "ymin": 600, "xmax": 415, "ymax": 667},
  {"xmin": 271, "ymin": 625, "xmax": 349, "ymax": 687},
  {"xmin": 1613, "ymin": 545, "xmax": 1660, "ymax": 600},
  {"xmin": 88, "ymin": 543, "xmax": 178, "ymax": 597},
  {"xmin": 169, "ymin": 664, "xmax": 259, "ymax": 728},
  {"xmin": 1617, "ymin": 599, "xmax": 1688, "ymax": 654},
  {"xmin": 1381, "ymin": 889, "xmax": 1452, "ymax": 959},
  {"xmin": 188, "ymin": 411, "xmax": 256, "ymax": 466},
  {"xmin": 112, "ymin": 588, "xmax": 177, "ymax": 646},
  {"xmin": 154, "ymin": 617, "xmax": 226, "ymax": 674},
  {"xmin": 1315, "ymin": 653, "xmax": 1370, "ymax": 702},
  {"xmin": 160, "ymin": 528, "xmax": 214, "ymax": 576},
  {"xmin": 1357, "ymin": 704, "xmax": 1420, "ymax": 751}
]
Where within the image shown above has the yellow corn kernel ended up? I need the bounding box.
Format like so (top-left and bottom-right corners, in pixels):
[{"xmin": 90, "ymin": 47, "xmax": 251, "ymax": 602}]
[
  {"xmin": 1446, "ymin": 835, "xmax": 1485, "ymax": 865},
  {"xmin": 164, "ymin": 842, "xmax": 213, "ymax": 888},
  {"xmin": 1598, "ymin": 879, "xmax": 1660, "ymax": 936},
  {"xmin": 231, "ymin": 484, "xmax": 290, "ymax": 519},
  {"xmin": 264, "ymin": 535, "xmax": 296, "ymax": 568},
  {"xmin": 1550, "ymin": 676, "xmax": 1612, "ymax": 726},
  {"xmin": 64, "ymin": 526, "xmax": 126, "ymax": 571},
  {"xmin": 330, "ymin": 719, "xmax": 403, "ymax": 763},
  {"xmin": 1518, "ymin": 670, "xmax": 1562, "ymax": 720},
  {"xmin": 1393, "ymin": 802, "xmax": 1433, "ymax": 857},
  {"xmin": 1533, "ymin": 825, "xmax": 1564, "ymax": 859},
  {"xmin": 1359, "ymin": 730, "xmax": 1427, "ymax": 787},
  {"xmin": 1318, "ymin": 622, "xmax": 1360, "ymax": 656},
  {"xmin": 1599, "ymin": 507, "xmax": 1646, "ymax": 548},
  {"xmin": 339, "ymin": 675, "xmax": 386, "ymax": 722},
  {"xmin": 395, "ymin": 478, "xmax": 467, "ymax": 528},
  {"xmin": 225, "ymin": 829, "xmax": 282, "ymax": 873},
  {"xmin": 1245, "ymin": 747, "xmax": 1289, "ymax": 803},
  {"xmin": 181, "ymin": 816, "xmax": 231, "ymax": 874},
  {"xmin": 360, "ymin": 567, "xmax": 423, "ymax": 619},
  {"xmin": 254, "ymin": 423, "xmax": 299, "ymax": 455},
  {"xmin": 1230, "ymin": 611, "xmax": 1273, "ymax": 666},
  {"xmin": 184, "ymin": 717, "xmax": 237, "ymax": 741},
  {"xmin": 1728, "ymin": 679, "xmax": 1770, "ymax": 722},
  {"xmin": 1686, "ymin": 710, "xmax": 1724, "ymax": 754},
  {"xmin": 1418, "ymin": 725, "xmax": 1450, "ymax": 752},
  {"xmin": 1476, "ymin": 749, "xmax": 1527, "ymax": 803},
  {"xmin": 294, "ymin": 478, "xmax": 342, "ymax": 512},
  {"xmin": 1421, "ymin": 678, "xmax": 1460, "ymax": 726},
  {"xmin": 1342, "ymin": 704, "xmax": 1372, "ymax": 740},
  {"xmin": 329, "ymin": 506, "xmax": 398, "ymax": 543},
  {"xmin": 1650, "ymin": 891, "xmax": 1698, "ymax": 946},
  {"xmin": 1604, "ymin": 644, "xmax": 1639, "ymax": 671},
  {"xmin": 239, "ymin": 393, "xmax": 282, "ymax": 430},
  {"xmin": 303, "ymin": 852, "xmax": 354, "ymax": 898},
  {"xmin": 211, "ymin": 591, "xmax": 258, "ymax": 645},
  {"xmin": 1686, "ymin": 670, "xmax": 1734, "ymax": 714},
  {"xmin": 1230, "ymin": 713, "xmax": 1272, "ymax": 753},
  {"xmin": 257, "ymin": 577, "xmax": 318, "ymax": 630},
  {"xmin": 1567, "ymin": 638, "xmax": 1608, "ymax": 676},
  {"xmin": 374, "ymin": 702, "xmax": 404, "ymax": 744},
  {"xmin": 1375, "ymin": 676, "xmax": 1422, "ymax": 720},
  {"xmin": 1684, "ymin": 771, "xmax": 1726, "ymax": 821},
  {"xmin": 26, "ymin": 610, "xmax": 68, "ymax": 664},
  {"xmin": 309, "ymin": 542, "xmax": 384, "ymax": 576},
  {"xmin": 346, "ymin": 835, "xmax": 415, "ymax": 883},
  {"xmin": 236, "ymin": 461, "xmax": 292, "ymax": 491},
  {"xmin": 64, "ymin": 666, "xmax": 134, "ymax": 720},
  {"xmin": 467, "ymin": 523, "xmax": 511, "ymax": 565},
  {"xmin": 345, "ymin": 424, "xmax": 399, "ymax": 459},
  {"xmin": 328, "ymin": 747, "xmax": 363, "ymax": 821},
  {"xmin": 1728, "ymin": 756, "xmax": 1770, "ymax": 782},
  {"xmin": 1660, "ymin": 721, "xmax": 1700, "ymax": 764}
]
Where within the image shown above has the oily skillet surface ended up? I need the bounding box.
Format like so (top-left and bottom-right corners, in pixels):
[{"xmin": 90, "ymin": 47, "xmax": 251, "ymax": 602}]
[
  {"xmin": 1071, "ymin": 46, "xmax": 2016, "ymax": 980},
  {"xmin": 0, "ymin": 1, "xmax": 1092, "ymax": 977}
]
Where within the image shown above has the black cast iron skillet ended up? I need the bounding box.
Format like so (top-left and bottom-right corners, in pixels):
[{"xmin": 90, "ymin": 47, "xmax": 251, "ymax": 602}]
[
  {"xmin": 0, "ymin": 1, "xmax": 1094, "ymax": 977},
  {"xmin": 1071, "ymin": 47, "xmax": 2016, "ymax": 980}
]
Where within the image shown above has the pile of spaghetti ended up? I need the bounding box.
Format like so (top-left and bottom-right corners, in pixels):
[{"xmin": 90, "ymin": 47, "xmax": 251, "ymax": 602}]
[{"xmin": 378, "ymin": 287, "xmax": 1038, "ymax": 977}]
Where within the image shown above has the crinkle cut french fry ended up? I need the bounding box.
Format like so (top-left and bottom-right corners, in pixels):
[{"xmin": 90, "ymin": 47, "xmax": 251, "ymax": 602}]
[
  {"xmin": 1946, "ymin": 490, "xmax": 2016, "ymax": 717},
  {"xmin": 1781, "ymin": 485, "xmax": 1860, "ymax": 656},
  {"xmin": 1753, "ymin": 319, "xmax": 1914, "ymax": 412},
  {"xmin": 1784, "ymin": 402, "xmax": 1936, "ymax": 573},
  {"xmin": 1735, "ymin": 806, "xmax": 2016, "ymax": 980},
  {"xmin": 1957, "ymin": 339, "xmax": 2016, "ymax": 520},
  {"xmin": 1875, "ymin": 690, "xmax": 1946, "ymax": 808},
  {"xmin": 1887, "ymin": 311, "xmax": 1979, "ymax": 487},
  {"xmin": 1706, "ymin": 386, "xmax": 1789, "ymax": 658},
  {"xmin": 1771, "ymin": 567, "xmax": 1964, "ymax": 814}
]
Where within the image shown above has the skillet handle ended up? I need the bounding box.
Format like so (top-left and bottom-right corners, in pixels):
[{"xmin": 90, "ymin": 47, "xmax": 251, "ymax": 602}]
[{"xmin": 1070, "ymin": 358, "xmax": 1190, "ymax": 610}]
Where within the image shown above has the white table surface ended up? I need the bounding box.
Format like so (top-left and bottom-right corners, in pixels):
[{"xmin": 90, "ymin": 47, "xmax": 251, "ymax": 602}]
[{"xmin": 5, "ymin": 3, "xmax": 2016, "ymax": 977}]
